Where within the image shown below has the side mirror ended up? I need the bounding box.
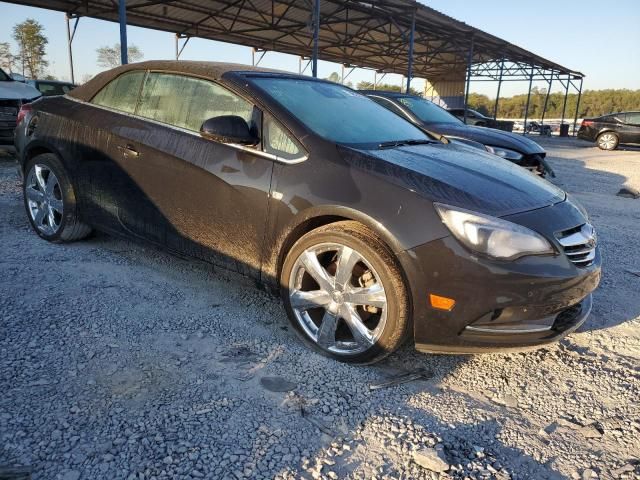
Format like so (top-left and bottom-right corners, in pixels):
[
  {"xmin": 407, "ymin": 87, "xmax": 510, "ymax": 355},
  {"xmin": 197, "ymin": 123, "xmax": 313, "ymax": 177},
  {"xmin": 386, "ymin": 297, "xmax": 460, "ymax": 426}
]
[{"xmin": 200, "ymin": 115, "xmax": 259, "ymax": 146}]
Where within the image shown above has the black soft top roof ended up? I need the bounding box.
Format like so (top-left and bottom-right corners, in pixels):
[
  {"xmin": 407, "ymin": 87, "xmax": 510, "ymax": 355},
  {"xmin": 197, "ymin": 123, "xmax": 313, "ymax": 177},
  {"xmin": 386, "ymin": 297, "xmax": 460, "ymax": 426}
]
[{"xmin": 68, "ymin": 60, "xmax": 287, "ymax": 102}]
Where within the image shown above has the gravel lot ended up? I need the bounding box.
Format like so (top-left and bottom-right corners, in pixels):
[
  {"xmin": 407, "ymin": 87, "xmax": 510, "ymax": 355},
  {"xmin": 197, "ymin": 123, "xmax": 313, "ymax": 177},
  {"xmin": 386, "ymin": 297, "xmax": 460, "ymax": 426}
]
[{"xmin": 1, "ymin": 138, "xmax": 639, "ymax": 480}]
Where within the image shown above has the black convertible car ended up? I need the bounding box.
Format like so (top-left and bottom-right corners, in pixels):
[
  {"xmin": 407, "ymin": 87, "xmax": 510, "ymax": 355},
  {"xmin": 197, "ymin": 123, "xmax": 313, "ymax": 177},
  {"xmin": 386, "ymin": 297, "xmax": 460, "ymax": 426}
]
[
  {"xmin": 14, "ymin": 61, "xmax": 600, "ymax": 363},
  {"xmin": 362, "ymin": 90, "xmax": 553, "ymax": 176}
]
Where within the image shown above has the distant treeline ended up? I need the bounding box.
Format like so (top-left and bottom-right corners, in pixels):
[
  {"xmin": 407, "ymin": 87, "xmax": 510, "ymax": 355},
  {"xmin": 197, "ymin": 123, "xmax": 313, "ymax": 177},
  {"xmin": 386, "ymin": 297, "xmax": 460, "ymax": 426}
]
[{"xmin": 467, "ymin": 88, "xmax": 640, "ymax": 119}]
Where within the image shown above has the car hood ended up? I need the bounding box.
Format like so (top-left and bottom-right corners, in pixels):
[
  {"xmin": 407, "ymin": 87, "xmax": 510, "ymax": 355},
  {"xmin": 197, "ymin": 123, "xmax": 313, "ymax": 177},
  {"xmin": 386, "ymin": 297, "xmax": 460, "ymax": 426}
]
[
  {"xmin": 341, "ymin": 142, "xmax": 565, "ymax": 217},
  {"xmin": 0, "ymin": 81, "xmax": 41, "ymax": 100},
  {"xmin": 424, "ymin": 122, "xmax": 545, "ymax": 155}
]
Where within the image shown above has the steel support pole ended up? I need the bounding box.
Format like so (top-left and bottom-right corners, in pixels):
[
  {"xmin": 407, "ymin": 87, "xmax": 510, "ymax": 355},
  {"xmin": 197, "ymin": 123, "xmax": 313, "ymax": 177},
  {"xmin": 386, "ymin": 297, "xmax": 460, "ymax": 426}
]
[
  {"xmin": 541, "ymin": 69, "xmax": 553, "ymax": 126},
  {"xmin": 406, "ymin": 9, "xmax": 416, "ymax": 93},
  {"xmin": 493, "ymin": 58, "xmax": 504, "ymax": 120},
  {"xmin": 572, "ymin": 77, "xmax": 584, "ymax": 136},
  {"xmin": 175, "ymin": 34, "xmax": 179, "ymax": 60},
  {"xmin": 560, "ymin": 74, "xmax": 570, "ymax": 126},
  {"xmin": 311, "ymin": 0, "xmax": 320, "ymax": 78},
  {"xmin": 522, "ymin": 66, "xmax": 534, "ymax": 135},
  {"xmin": 65, "ymin": 14, "xmax": 75, "ymax": 84},
  {"xmin": 463, "ymin": 35, "xmax": 475, "ymax": 123},
  {"xmin": 118, "ymin": 0, "xmax": 128, "ymax": 64},
  {"xmin": 373, "ymin": 71, "xmax": 376, "ymax": 90}
]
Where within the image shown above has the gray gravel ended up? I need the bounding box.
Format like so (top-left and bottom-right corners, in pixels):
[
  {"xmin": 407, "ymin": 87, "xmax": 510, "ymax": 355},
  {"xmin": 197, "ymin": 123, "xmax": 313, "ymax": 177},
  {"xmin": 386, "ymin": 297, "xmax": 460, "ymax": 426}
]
[{"xmin": 1, "ymin": 139, "xmax": 639, "ymax": 480}]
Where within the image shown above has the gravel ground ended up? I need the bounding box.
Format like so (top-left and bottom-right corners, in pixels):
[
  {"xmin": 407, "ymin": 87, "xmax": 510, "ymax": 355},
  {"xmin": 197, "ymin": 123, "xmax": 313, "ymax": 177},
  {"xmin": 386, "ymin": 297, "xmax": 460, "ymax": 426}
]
[{"xmin": 1, "ymin": 138, "xmax": 639, "ymax": 480}]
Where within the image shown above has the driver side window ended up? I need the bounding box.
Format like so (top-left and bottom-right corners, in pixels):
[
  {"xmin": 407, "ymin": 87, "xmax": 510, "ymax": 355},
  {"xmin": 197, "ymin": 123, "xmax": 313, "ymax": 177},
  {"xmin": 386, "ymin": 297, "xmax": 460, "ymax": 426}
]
[{"xmin": 136, "ymin": 73, "xmax": 254, "ymax": 132}]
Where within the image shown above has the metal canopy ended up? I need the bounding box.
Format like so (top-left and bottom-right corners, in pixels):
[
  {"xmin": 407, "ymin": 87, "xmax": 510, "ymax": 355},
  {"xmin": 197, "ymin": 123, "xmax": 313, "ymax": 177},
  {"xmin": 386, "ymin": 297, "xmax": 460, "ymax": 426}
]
[{"xmin": 5, "ymin": 0, "xmax": 583, "ymax": 81}]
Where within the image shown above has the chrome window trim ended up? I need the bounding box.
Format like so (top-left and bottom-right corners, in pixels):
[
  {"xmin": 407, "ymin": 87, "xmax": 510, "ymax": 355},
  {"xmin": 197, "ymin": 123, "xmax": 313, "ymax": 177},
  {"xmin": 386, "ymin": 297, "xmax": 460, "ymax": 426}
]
[{"xmin": 64, "ymin": 94, "xmax": 308, "ymax": 165}]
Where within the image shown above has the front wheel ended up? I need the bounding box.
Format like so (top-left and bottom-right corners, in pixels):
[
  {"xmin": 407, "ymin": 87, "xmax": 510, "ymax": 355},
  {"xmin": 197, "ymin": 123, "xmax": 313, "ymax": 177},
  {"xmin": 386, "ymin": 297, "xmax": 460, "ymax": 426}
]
[
  {"xmin": 23, "ymin": 153, "xmax": 92, "ymax": 242},
  {"xmin": 281, "ymin": 221, "xmax": 410, "ymax": 364},
  {"xmin": 597, "ymin": 132, "xmax": 619, "ymax": 150}
]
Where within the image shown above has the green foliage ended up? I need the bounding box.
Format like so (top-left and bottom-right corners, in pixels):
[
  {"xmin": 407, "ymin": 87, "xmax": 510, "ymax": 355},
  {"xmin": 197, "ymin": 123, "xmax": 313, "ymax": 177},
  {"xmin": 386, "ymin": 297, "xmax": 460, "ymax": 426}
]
[
  {"xmin": 12, "ymin": 19, "xmax": 48, "ymax": 79},
  {"xmin": 468, "ymin": 88, "xmax": 640, "ymax": 118},
  {"xmin": 0, "ymin": 42, "xmax": 17, "ymax": 73},
  {"xmin": 324, "ymin": 72, "xmax": 340, "ymax": 83},
  {"xmin": 97, "ymin": 44, "xmax": 144, "ymax": 69},
  {"xmin": 356, "ymin": 80, "xmax": 421, "ymax": 96},
  {"xmin": 323, "ymin": 72, "xmax": 353, "ymax": 88}
]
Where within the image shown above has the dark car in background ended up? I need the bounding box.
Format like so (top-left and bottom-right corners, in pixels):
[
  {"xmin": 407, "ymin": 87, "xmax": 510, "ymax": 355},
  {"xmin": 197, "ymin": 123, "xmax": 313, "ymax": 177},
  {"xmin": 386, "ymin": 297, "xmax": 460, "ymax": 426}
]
[
  {"xmin": 447, "ymin": 107, "xmax": 495, "ymax": 127},
  {"xmin": 577, "ymin": 112, "xmax": 640, "ymax": 150},
  {"xmin": 363, "ymin": 90, "xmax": 553, "ymax": 176},
  {"xmin": 447, "ymin": 107, "xmax": 515, "ymax": 132},
  {"xmin": 15, "ymin": 61, "xmax": 600, "ymax": 363},
  {"xmin": 26, "ymin": 79, "xmax": 76, "ymax": 97}
]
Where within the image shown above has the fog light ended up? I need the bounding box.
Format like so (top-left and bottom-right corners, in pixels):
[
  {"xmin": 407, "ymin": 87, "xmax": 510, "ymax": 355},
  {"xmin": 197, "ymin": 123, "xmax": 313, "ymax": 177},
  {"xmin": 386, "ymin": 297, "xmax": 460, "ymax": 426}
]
[{"xmin": 429, "ymin": 294, "xmax": 456, "ymax": 311}]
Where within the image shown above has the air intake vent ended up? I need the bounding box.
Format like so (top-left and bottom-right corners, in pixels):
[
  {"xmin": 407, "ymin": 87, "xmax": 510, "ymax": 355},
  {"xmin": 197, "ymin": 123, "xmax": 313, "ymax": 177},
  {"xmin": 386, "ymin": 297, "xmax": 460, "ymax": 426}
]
[{"xmin": 556, "ymin": 223, "xmax": 597, "ymax": 267}]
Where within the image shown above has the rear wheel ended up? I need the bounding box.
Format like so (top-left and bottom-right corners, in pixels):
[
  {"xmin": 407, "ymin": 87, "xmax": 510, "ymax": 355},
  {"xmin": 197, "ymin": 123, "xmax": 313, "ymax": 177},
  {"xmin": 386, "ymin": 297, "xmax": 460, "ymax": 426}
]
[
  {"xmin": 281, "ymin": 221, "xmax": 410, "ymax": 364},
  {"xmin": 597, "ymin": 132, "xmax": 619, "ymax": 150},
  {"xmin": 23, "ymin": 154, "xmax": 92, "ymax": 242}
]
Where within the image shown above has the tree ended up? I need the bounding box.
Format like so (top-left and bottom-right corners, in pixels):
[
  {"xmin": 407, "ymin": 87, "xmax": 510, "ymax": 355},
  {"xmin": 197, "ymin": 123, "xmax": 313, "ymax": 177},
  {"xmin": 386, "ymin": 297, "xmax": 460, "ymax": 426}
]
[
  {"xmin": 324, "ymin": 72, "xmax": 340, "ymax": 83},
  {"xmin": 96, "ymin": 44, "xmax": 144, "ymax": 69},
  {"xmin": 12, "ymin": 19, "xmax": 48, "ymax": 78},
  {"xmin": 356, "ymin": 80, "xmax": 421, "ymax": 96},
  {"xmin": 0, "ymin": 42, "xmax": 17, "ymax": 73}
]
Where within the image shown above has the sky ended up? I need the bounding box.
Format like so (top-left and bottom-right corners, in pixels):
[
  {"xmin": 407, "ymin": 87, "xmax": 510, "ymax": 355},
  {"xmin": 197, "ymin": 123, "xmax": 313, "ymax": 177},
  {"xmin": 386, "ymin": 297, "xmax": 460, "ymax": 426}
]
[{"xmin": 1, "ymin": 0, "xmax": 639, "ymax": 97}]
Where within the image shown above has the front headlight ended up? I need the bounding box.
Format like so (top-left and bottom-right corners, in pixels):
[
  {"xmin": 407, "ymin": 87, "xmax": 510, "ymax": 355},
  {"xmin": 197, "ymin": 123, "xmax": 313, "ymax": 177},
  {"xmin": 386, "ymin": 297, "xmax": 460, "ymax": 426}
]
[
  {"xmin": 485, "ymin": 145, "xmax": 523, "ymax": 161},
  {"xmin": 435, "ymin": 203, "xmax": 554, "ymax": 260}
]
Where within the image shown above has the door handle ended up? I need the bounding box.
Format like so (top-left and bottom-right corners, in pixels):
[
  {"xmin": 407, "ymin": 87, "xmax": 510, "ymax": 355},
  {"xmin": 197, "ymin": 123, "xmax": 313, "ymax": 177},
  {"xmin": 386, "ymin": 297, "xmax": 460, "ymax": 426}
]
[{"xmin": 117, "ymin": 144, "xmax": 140, "ymax": 158}]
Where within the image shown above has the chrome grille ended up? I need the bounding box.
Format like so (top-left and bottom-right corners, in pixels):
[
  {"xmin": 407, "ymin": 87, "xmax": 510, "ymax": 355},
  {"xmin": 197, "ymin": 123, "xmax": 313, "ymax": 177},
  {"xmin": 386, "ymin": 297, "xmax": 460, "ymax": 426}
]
[{"xmin": 556, "ymin": 223, "xmax": 597, "ymax": 267}]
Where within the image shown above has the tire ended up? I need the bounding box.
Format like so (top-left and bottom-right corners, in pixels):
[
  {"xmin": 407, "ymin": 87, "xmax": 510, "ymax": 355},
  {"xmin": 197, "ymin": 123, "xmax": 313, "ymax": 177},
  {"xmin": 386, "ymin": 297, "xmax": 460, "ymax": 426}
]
[
  {"xmin": 280, "ymin": 221, "xmax": 410, "ymax": 364},
  {"xmin": 596, "ymin": 132, "xmax": 619, "ymax": 151},
  {"xmin": 23, "ymin": 153, "xmax": 92, "ymax": 242}
]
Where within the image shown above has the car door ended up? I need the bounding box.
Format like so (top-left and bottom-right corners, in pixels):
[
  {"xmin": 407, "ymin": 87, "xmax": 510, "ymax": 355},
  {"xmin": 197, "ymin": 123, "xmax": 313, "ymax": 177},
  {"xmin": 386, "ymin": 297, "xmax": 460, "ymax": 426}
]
[
  {"xmin": 619, "ymin": 113, "xmax": 640, "ymax": 144},
  {"xmin": 109, "ymin": 72, "xmax": 274, "ymax": 277},
  {"xmin": 74, "ymin": 70, "xmax": 148, "ymax": 234}
]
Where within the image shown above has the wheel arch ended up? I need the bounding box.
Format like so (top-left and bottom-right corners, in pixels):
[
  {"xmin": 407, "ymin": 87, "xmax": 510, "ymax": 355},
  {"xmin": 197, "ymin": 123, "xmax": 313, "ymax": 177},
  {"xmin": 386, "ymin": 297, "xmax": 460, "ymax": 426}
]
[
  {"xmin": 264, "ymin": 205, "xmax": 408, "ymax": 292},
  {"xmin": 22, "ymin": 140, "xmax": 68, "ymax": 172}
]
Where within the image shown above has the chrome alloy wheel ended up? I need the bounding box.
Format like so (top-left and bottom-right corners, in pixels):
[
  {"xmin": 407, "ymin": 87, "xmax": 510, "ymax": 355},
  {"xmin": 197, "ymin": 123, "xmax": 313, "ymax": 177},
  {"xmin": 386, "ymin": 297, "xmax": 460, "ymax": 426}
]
[
  {"xmin": 25, "ymin": 164, "xmax": 64, "ymax": 235},
  {"xmin": 598, "ymin": 133, "xmax": 617, "ymax": 150},
  {"xmin": 288, "ymin": 243, "xmax": 388, "ymax": 355}
]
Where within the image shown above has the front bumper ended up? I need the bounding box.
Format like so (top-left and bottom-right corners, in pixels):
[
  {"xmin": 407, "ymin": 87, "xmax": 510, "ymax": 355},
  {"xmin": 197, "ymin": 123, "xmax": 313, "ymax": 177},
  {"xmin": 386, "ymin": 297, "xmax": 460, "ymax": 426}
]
[{"xmin": 398, "ymin": 200, "xmax": 601, "ymax": 354}]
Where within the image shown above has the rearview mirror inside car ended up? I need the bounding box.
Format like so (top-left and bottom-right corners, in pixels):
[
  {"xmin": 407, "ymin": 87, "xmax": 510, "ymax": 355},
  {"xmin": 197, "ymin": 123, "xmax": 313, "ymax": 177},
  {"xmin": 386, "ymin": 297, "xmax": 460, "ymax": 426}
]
[{"xmin": 200, "ymin": 115, "xmax": 259, "ymax": 146}]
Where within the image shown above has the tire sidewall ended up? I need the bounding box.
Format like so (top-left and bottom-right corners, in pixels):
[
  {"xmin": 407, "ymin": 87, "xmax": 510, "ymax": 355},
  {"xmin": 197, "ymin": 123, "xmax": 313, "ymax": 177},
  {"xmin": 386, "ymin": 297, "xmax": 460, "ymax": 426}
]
[
  {"xmin": 280, "ymin": 225, "xmax": 408, "ymax": 364},
  {"xmin": 23, "ymin": 154, "xmax": 78, "ymax": 243}
]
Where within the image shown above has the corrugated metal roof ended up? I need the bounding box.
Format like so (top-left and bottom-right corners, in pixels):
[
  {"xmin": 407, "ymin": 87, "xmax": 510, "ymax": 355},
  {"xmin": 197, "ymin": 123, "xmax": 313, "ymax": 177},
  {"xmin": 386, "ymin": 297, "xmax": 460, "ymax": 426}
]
[{"xmin": 6, "ymin": 0, "xmax": 583, "ymax": 80}]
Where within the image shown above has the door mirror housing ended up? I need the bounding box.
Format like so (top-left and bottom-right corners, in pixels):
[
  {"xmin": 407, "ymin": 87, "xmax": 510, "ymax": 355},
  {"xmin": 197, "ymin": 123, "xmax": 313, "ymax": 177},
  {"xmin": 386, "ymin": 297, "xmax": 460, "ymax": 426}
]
[{"xmin": 200, "ymin": 115, "xmax": 259, "ymax": 146}]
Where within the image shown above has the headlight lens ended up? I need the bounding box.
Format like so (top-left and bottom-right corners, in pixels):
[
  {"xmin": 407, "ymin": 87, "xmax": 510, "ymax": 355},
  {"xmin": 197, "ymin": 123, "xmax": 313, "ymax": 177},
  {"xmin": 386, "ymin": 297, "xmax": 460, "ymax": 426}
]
[
  {"xmin": 485, "ymin": 145, "xmax": 523, "ymax": 160},
  {"xmin": 435, "ymin": 203, "xmax": 554, "ymax": 260}
]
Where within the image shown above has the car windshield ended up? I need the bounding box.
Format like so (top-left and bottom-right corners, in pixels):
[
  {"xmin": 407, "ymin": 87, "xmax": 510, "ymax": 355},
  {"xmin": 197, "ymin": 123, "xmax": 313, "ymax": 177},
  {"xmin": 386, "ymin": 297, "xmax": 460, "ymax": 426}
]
[
  {"xmin": 395, "ymin": 96, "xmax": 462, "ymax": 125},
  {"xmin": 0, "ymin": 68, "xmax": 12, "ymax": 82},
  {"xmin": 250, "ymin": 77, "xmax": 429, "ymax": 147}
]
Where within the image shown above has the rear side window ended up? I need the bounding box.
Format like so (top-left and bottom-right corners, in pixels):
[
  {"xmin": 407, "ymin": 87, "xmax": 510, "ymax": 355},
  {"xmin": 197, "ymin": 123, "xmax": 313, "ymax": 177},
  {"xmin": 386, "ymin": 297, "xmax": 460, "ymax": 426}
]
[
  {"xmin": 625, "ymin": 113, "xmax": 640, "ymax": 124},
  {"xmin": 136, "ymin": 73, "xmax": 254, "ymax": 132},
  {"xmin": 91, "ymin": 71, "xmax": 145, "ymax": 113}
]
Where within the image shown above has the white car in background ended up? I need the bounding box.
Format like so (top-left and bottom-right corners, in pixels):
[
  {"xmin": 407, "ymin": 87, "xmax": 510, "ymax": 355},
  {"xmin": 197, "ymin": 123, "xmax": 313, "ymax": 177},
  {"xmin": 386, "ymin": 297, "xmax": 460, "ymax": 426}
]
[{"xmin": 0, "ymin": 68, "xmax": 41, "ymax": 146}]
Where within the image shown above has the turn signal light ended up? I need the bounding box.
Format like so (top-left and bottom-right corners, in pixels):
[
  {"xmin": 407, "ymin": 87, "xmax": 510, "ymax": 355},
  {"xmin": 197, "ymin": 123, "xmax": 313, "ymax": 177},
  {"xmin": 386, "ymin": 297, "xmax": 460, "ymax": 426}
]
[{"xmin": 429, "ymin": 294, "xmax": 456, "ymax": 311}]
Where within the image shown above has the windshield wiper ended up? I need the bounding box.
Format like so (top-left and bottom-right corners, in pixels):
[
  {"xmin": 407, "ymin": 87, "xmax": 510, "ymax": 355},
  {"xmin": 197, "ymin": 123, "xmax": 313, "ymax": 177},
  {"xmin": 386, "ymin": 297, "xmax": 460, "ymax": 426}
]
[{"xmin": 378, "ymin": 139, "xmax": 434, "ymax": 149}]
